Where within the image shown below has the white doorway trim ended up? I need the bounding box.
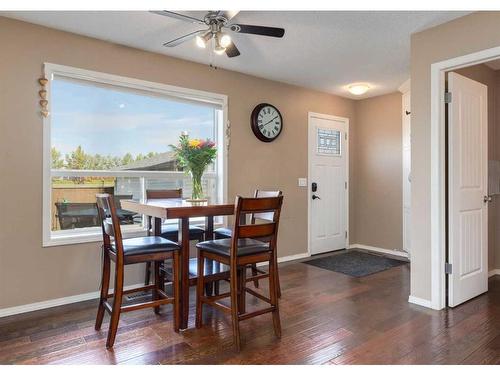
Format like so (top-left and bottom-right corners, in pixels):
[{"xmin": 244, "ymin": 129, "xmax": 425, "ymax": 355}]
[
  {"xmin": 307, "ymin": 112, "xmax": 350, "ymax": 256},
  {"xmin": 430, "ymin": 45, "xmax": 500, "ymax": 310}
]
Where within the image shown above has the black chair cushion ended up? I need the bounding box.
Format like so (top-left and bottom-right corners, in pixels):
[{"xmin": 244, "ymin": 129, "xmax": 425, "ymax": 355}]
[
  {"xmin": 196, "ymin": 238, "xmax": 269, "ymax": 257},
  {"xmin": 161, "ymin": 224, "xmax": 205, "ymax": 236},
  {"xmin": 214, "ymin": 227, "xmax": 232, "ymax": 239},
  {"xmin": 112, "ymin": 236, "xmax": 179, "ymax": 256}
]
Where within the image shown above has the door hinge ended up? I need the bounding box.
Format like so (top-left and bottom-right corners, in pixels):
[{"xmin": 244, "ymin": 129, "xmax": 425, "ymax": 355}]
[
  {"xmin": 445, "ymin": 263, "xmax": 452, "ymax": 274},
  {"xmin": 345, "ymin": 133, "xmax": 347, "ymax": 140},
  {"xmin": 345, "ymin": 181, "xmax": 347, "ymax": 189},
  {"xmin": 345, "ymin": 231, "xmax": 348, "ymax": 239},
  {"xmin": 444, "ymin": 92, "xmax": 452, "ymax": 104}
]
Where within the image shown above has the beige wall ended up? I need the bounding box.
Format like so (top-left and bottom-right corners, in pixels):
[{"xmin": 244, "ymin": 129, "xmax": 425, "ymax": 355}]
[
  {"xmin": 411, "ymin": 12, "xmax": 500, "ymax": 301},
  {"xmin": 352, "ymin": 92, "xmax": 403, "ymax": 250},
  {"xmin": 0, "ymin": 16, "xmax": 404, "ymax": 310},
  {"xmin": 0, "ymin": 16, "xmax": 357, "ymax": 309},
  {"xmin": 452, "ymin": 64, "xmax": 500, "ymax": 271}
]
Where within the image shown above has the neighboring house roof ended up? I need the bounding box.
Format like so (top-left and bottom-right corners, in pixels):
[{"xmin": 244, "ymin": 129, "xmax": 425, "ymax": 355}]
[{"xmin": 114, "ymin": 151, "xmax": 179, "ymax": 171}]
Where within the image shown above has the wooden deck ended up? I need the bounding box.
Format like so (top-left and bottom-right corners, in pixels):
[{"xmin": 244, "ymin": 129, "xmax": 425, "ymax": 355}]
[{"xmin": 0, "ymin": 253, "xmax": 499, "ymax": 364}]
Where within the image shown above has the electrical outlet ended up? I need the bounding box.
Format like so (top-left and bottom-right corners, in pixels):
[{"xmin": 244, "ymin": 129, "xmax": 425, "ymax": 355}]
[{"xmin": 298, "ymin": 178, "xmax": 307, "ymax": 187}]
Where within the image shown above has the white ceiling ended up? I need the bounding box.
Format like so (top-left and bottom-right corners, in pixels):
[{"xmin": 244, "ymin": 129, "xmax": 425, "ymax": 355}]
[{"xmin": 2, "ymin": 11, "xmax": 470, "ymax": 99}]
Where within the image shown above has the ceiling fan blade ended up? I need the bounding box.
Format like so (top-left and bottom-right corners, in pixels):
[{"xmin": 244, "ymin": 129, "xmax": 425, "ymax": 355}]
[
  {"xmin": 150, "ymin": 10, "xmax": 205, "ymax": 25},
  {"xmin": 163, "ymin": 30, "xmax": 206, "ymax": 47},
  {"xmin": 229, "ymin": 24, "xmax": 285, "ymax": 38},
  {"xmin": 225, "ymin": 42, "xmax": 240, "ymax": 58},
  {"xmin": 217, "ymin": 10, "xmax": 240, "ymax": 22}
]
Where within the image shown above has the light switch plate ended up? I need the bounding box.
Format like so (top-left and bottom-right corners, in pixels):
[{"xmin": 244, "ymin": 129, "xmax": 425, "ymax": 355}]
[{"xmin": 298, "ymin": 178, "xmax": 307, "ymax": 187}]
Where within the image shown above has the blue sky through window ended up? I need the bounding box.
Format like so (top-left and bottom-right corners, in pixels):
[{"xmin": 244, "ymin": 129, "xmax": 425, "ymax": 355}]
[{"xmin": 51, "ymin": 78, "xmax": 215, "ymax": 158}]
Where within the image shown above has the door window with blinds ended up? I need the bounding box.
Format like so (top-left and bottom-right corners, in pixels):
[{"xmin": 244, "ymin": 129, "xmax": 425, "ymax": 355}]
[{"xmin": 43, "ymin": 64, "xmax": 227, "ymax": 246}]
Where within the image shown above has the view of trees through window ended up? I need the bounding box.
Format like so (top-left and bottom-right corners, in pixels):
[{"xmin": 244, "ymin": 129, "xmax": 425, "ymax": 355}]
[{"xmin": 49, "ymin": 74, "xmax": 221, "ymax": 234}]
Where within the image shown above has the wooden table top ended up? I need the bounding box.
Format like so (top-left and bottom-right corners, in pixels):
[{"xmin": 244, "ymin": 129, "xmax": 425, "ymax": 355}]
[{"xmin": 120, "ymin": 198, "xmax": 235, "ymax": 219}]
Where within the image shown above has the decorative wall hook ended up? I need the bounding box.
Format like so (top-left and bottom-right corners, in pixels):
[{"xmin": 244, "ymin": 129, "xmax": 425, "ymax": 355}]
[
  {"xmin": 38, "ymin": 77, "xmax": 49, "ymax": 118},
  {"xmin": 226, "ymin": 120, "xmax": 231, "ymax": 151}
]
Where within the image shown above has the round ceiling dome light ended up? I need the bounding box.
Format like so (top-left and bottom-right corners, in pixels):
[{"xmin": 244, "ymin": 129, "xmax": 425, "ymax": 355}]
[{"xmin": 348, "ymin": 84, "xmax": 370, "ymax": 96}]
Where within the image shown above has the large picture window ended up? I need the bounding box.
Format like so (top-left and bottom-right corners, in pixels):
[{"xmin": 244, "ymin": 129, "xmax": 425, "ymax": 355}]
[{"xmin": 43, "ymin": 64, "xmax": 227, "ymax": 246}]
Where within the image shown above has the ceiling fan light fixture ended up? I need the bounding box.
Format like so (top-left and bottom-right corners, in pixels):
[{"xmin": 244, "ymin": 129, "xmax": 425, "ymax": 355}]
[
  {"xmin": 219, "ymin": 33, "xmax": 232, "ymax": 48},
  {"xmin": 347, "ymin": 84, "xmax": 370, "ymax": 96},
  {"xmin": 214, "ymin": 38, "xmax": 226, "ymax": 55},
  {"xmin": 196, "ymin": 31, "xmax": 212, "ymax": 48}
]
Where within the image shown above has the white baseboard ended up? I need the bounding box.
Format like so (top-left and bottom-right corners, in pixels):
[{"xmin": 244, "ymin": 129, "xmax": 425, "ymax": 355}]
[
  {"xmin": 0, "ymin": 283, "xmax": 144, "ymax": 319},
  {"xmin": 1, "ymin": 252, "xmax": 312, "ymax": 319},
  {"xmin": 348, "ymin": 243, "xmax": 409, "ymax": 259},
  {"xmin": 256, "ymin": 251, "xmax": 310, "ymax": 268},
  {"xmin": 277, "ymin": 252, "xmax": 310, "ymax": 263},
  {"xmin": 488, "ymin": 269, "xmax": 500, "ymax": 277},
  {"xmin": 408, "ymin": 295, "xmax": 433, "ymax": 308}
]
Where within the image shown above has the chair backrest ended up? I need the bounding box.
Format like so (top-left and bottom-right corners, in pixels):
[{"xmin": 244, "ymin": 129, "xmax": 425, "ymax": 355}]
[
  {"xmin": 231, "ymin": 195, "xmax": 284, "ymax": 260},
  {"xmin": 146, "ymin": 189, "xmax": 182, "ymax": 199},
  {"xmin": 96, "ymin": 194, "xmax": 124, "ymax": 261},
  {"xmin": 251, "ymin": 190, "xmax": 283, "ymax": 222}
]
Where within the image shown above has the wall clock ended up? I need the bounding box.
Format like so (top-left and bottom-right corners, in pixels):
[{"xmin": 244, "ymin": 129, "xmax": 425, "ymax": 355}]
[{"xmin": 251, "ymin": 103, "xmax": 283, "ymax": 142}]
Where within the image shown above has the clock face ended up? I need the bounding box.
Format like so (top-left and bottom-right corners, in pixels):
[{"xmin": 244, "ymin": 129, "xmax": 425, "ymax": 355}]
[{"xmin": 251, "ymin": 104, "xmax": 283, "ymax": 142}]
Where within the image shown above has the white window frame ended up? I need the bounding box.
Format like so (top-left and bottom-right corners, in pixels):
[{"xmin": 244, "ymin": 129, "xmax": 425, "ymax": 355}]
[{"xmin": 42, "ymin": 63, "xmax": 228, "ymax": 247}]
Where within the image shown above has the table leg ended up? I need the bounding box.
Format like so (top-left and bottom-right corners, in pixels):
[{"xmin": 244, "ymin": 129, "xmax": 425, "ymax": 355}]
[
  {"xmin": 178, "ymin": 217, "xmax": 190, "ymax": 330},
  {"xmin": 204, "ymin": 215, "xmax": 214, "ymax": 240},
  {"xmin": 203, "ymin": 216, "xmax": 217, "ymax": 297},
  {"xmin": 144, "ymin": 215, "xmax": 156, "ymax": 285}
]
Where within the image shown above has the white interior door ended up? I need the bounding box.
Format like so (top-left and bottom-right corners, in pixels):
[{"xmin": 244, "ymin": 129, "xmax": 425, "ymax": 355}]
[
  {"xmin": 402, "ymin": 91, "xmax": 411, "ymax": 254},
  {"xmin": 308, "ymin": 113, "xmax": 348, "ymax": 255},
  {"xmin": 448, "ymin": 72, "xmax": 488, "ymax": 307}
]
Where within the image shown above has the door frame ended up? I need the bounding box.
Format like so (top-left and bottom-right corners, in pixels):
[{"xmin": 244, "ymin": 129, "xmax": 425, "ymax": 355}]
[
  {"xmin": 430, "ymin": 45, "xmax": 500, "ymax": 310},
  {"xmin": 307, "ymin": 112, "xmax": 350, "ymax": 256},
  {"xmin": 399, "ymin": 80, "xmax": 411, "ymax": 255}
]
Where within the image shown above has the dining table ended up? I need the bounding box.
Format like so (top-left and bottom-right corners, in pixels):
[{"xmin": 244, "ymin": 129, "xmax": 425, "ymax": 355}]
[{"xmin": 120, "ymin": 198, "xmax": 235, "ymax": 330}]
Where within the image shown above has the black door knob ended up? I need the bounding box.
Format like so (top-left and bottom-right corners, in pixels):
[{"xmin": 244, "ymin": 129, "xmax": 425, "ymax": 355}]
[{"xmin": 312, "ymin": 194, "xmax": 321, "ymax": 200}]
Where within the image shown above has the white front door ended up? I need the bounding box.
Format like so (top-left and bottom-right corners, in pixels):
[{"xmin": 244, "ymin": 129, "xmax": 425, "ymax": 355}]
[
  {"xmin": 448, "ymin": 72, "xmax": 488, "ymax": 307},
  {"xmin": 308, "ymin": 113, "xmax": 348, "ymax": 255}
]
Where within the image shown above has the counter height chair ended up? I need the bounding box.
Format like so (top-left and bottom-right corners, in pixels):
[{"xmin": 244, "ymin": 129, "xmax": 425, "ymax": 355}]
[
  {"xmin": 214, "ymin": 189, "xmax": 282, "ymax": 297},
  {"xmin": 94, "ymin": 194, "xmax": 180, "ymax": 349},
  {"xmin": 144, "ymin": 189, "xmax": 205, "ymax": 286},
  {"xmin": 196, "ymin": 195, "xmax": 284, "ymax": 350}
]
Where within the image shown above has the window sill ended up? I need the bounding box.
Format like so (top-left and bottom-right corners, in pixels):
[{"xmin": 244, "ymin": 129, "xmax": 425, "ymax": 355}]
[
  {"xmin": 44, "ymin": 226, "xmax": 148, "ymax": 247},
  {"xmin": 43, "ymin": 221, "xmax": 226, "ymax": 247}
]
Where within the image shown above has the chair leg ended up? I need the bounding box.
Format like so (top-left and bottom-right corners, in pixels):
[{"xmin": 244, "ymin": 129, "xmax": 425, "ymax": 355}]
[
  {"xmin": 195, "ymin": 252, "xmax": 205, "ymax": 329},
  {"xmin": 95, "ymin": 249, "xmax": 110, "ymax": 330},
  {"xmin": 153, "ymin": 261, "xmax": 161, "ymax": 315},
  {"xmin": 230, "ymin": 264, "xmax": 241, "ymax": 350},
  {"xmin": 144, "ymin": 261, "xmax": 151, "ymax": 285},
  {"xmin": 204, "ymin": 258, "xmax": 214, "ymax": 296},
  {"xmin": 238, "ymin": 267, "xmax": 246, "ymax": 314},
  {"xmin": 250, "ymin": 264, "xmax": 259, "ymax": 288},
  {"xmin": 269, "ymin": 259, "xmax": 281, "ymax": 338},
  {"xmin": 106, "ymin": 263, "xmax": 124, "ymax": 349},
  {"xmin": 275, "ymin": 258, "xmax": 282, "ymax": 298},
  {"xmin": 172, "ymin": 251, "xmax": 180, "ymax": 332}
]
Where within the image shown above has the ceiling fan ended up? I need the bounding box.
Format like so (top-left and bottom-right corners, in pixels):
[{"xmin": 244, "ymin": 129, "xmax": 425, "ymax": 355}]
[{"xmin": 150, "ymin": 10, "xmax": 285, "ymax": 58}]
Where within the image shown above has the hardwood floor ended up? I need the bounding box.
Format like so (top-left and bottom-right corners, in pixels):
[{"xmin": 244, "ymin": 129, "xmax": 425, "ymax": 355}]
[{"xmin": 1, "ymin": 254, "xmax": 499, "ymax": 364}]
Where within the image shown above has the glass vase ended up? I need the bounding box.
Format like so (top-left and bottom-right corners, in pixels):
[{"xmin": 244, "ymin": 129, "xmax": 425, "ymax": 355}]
[{"xmin": 191, "ymin": 171, "xmax": 204, "ymax": 200}]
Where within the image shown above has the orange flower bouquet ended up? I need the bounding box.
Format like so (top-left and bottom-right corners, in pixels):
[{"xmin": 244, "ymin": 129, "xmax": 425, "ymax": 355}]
[{"xmin": 171, "ymin": 134, "xmax": 217, "ymax": 200}]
